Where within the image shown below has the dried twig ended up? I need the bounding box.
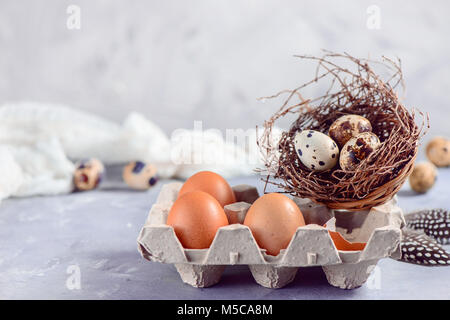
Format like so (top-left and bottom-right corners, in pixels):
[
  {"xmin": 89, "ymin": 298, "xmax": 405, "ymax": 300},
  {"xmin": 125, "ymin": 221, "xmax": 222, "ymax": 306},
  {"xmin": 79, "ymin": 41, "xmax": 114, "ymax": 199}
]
[{"xmin": 256, "ymin": 51, "xmax": 427, "ymax": 211}]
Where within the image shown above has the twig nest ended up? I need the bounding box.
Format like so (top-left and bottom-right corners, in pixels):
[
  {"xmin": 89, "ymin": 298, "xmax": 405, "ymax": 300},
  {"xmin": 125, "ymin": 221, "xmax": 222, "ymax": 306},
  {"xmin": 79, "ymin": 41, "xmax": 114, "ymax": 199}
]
[
  {"xmin": 294, "ymin": 130, "xmax": 339, "ymax": 171},
  {"xmin": 426, "ymin": 137, "xmax": 450, "ymax": 167},
  {"xmin": 409, "ymin": 162, "xmax": 437, "ymax": 194},
  {"xmin": 123, "ymin": 161, "xmax": 158, "ymax": 190},
  {"xmin": 339, "ymin": 132, "xmax": 381, "ymax": 171},
  {"xmin": 73, "ymin": 158, "xmax": 105, "ymax": 191},
  {"xmin": 258, "ymin": 51, "xmax": 425, "ymax": 211},
  {"xmin": 329, "ymin": 115, "xmax": 372, "ymax": 148}
]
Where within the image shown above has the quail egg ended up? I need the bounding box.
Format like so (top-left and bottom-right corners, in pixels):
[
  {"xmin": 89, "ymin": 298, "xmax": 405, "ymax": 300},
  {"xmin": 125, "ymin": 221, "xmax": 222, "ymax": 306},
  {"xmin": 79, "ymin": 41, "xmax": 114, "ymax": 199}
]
[
  {"xmin": 409, "ymin": 162, "xmax": 437, "ymax": 193},
  {"xmin": 329, "ymin": 115, "xmax": 373, "ymax": 147},
  {"xmin": 123, "ymin": 161, "xmax": 158, "ymax": 190},
  {"xmin": 339, "ymin": 132, "xmax": 381, "ymax": 171},
  {"xmin": 73, "ymin": 158, "xmax": 105, "ymax": 191},
  {"xmin": 426, "ymin": 136, "xmax": 450, "ymax": 167},
  {"xmin": 294, "ymin": 130, "xmax": 339, "ymax": 171}
]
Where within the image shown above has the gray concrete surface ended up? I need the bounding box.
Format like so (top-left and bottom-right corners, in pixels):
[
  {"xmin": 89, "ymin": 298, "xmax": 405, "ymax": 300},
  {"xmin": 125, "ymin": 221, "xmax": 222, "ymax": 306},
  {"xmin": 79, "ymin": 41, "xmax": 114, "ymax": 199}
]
[{"xmin": 1, "ymin": 172, "xmax": 449, "ymax": 300}]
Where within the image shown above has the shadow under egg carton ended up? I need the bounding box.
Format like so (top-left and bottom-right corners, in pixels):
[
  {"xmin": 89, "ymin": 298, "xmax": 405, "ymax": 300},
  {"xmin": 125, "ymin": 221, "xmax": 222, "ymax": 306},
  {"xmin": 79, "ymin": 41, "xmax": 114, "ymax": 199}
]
[{"xmin": 137, "ymin": 183, "xmax": 405, "ymax": 289}]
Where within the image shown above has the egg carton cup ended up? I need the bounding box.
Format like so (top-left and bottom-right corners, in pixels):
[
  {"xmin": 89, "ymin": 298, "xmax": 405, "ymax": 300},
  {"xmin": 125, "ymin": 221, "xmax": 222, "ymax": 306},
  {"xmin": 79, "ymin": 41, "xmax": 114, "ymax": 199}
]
[{"xmin": 137, "ymin": 182, "xmax": 405, "ymax": 289}]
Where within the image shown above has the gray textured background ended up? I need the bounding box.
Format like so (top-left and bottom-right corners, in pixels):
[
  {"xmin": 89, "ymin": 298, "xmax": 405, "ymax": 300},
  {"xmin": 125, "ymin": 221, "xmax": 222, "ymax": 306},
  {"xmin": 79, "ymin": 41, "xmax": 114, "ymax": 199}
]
[
  {"xmin": 1, "ymin": 0, "xmax": 449, "ymax": 140},
  {"xmin": 1, "ymin": 2, "xmax": 450, "ymax": 299}
]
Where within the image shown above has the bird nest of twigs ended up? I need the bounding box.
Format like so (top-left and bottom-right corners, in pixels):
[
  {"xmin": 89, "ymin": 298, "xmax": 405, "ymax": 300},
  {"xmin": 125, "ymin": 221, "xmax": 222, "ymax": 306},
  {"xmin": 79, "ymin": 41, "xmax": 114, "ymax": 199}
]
[{"xmin": 258, "ymin": 51, "xmax": 427, "ymax": 211}]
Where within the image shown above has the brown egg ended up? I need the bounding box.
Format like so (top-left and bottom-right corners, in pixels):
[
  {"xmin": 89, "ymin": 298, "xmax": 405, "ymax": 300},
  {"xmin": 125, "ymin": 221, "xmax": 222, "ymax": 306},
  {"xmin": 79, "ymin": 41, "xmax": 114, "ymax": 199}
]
[
  {"xmin": 426, "ymin": 137, "xmax": 450, "ymax": 167},
  {"xmin": 329, "ymin": 115, "xmax": 373, "ymax": 147},
  {"xmin": 409, "ymin": 162, "xmax": 437, "ymax": 194},
  {"xmin": 178, "ymin": 171, "xmax": 236, "ymax": 207},
  {"xmin": 339, "ymin": 132, "xmax": 381, "ymax": 171},
  {"xmin": 73, "ymin": 158, "xmax": 104, "ymax": 191},
  {"xmin": 329, "ymin": 231, "xmax": 366, "ymax": 251},
  {"xmin": 167, "ymin": 191, "xmax": 229, "ymax": 249},
  {"xmin": 243, "ymin": 193, "xmax": 305, "ymax": 256}
]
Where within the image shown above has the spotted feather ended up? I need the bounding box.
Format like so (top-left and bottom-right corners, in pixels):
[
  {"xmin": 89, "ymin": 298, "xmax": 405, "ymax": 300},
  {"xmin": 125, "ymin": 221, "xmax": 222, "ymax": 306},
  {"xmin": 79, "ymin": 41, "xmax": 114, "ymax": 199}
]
[
  {"xmin": 405, "ymin": 208, "xmax": 450, "ymax": 245},
  {"xmin": 400, "ymin": 228, "xmax": 450, "ymax": 266}
]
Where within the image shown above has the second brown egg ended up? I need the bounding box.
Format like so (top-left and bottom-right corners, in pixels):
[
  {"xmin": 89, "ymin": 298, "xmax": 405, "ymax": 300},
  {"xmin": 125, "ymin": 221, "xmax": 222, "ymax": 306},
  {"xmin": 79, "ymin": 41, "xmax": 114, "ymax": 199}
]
[{"xmin": 244, "ymin": 193, "xmax": 305, "ymax": 256}]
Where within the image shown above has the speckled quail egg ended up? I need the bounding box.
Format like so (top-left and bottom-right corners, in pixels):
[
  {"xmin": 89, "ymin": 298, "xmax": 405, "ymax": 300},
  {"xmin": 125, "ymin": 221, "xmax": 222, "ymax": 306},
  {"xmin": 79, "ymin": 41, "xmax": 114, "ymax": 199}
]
[
  {"xmin": 123, "ymin": 161, "xmax": 158, "ymax": 190},
  {"xmin": 73, "ymin": 158, "xmax": 105, "ymax": 191},
  {"xmin": 329, "ymin": 115, "xmax": 373, "ymax": 148},
  {"xmin": 339, "ymin": 132, "xmax": 381, "ymax": 171},
  {"xmin": 409, "ymin": 162, "xmax": 437, "ymax": 193},
  {"xmin": 426, "ymin": 136, "xmax": 450, "ymax": 167},
  {"xmin": 294, "ymin": 130, "xmax": 339, "ymax": 171}
]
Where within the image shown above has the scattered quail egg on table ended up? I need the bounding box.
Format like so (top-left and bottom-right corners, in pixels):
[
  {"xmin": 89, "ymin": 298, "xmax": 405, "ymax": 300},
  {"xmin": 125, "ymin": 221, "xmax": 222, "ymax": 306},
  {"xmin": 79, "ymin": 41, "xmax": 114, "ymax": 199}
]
[
  {"xmin": 339, "ymin": 132, "xmax": 381, "ymax": 171},
  {"xmin": 294, "ymin": 130, "xmax": 339, "ymax": 171},
  {"xmin": 426, "ymin": 136, "xmax": 450, "ymax": 167},
  {"xmin": 328, "ymin": 114, "xmax": 373, "ymax": 147},
  {"xmin": 73, "ymin": 158, "xmax": 105, "ymax": 191},
  {"xmin": 409, "ymin": 161, "xmax": 437, "ymax": 194},
  {"xmin": 123, "ymin": 161, "xmax": 158, "ymax": 190}
]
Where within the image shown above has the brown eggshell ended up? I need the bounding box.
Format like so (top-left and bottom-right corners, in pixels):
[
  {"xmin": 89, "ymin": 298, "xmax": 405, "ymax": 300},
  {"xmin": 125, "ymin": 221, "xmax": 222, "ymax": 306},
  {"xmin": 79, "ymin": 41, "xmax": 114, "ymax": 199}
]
[
  {"xmin": 243, "ymin": 193, "xmax": 305, "ymax": 256},
  {"xmin": 178, "ymin": 171, "xmax": 236, "ymax": 207},
  {"xmin": 329, "ymin": 231, "xmax": 366, "ymax": 251},
  {"xmin": 329, "ymin": 115, "xmax": 372, "ymax": 147},
  {"xmin": 339, "ymin": 132, "xmax": 381, "ymax": 171},
  {"xmin": 167, "ymin": 191, "xmax": 229, "ymax": 249},
  {"xmin": 426, "ymin": 137, "xmax": 450, "ymax": 167}
]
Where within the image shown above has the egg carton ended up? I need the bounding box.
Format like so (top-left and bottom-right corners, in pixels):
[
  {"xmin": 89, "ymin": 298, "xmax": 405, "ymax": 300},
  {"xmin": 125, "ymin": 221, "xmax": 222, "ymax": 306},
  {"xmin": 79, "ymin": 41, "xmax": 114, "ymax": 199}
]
[{"xmin": 137, "ymin": 182, "xmax": 405, "ymax": 289}]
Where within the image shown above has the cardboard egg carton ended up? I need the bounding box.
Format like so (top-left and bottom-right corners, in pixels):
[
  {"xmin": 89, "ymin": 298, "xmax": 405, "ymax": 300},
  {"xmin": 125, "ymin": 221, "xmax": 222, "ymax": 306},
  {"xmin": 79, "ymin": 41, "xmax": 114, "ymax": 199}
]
[{"xmin": 137, "ymin": 182, "xmax": 405, "ymax": 289}]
